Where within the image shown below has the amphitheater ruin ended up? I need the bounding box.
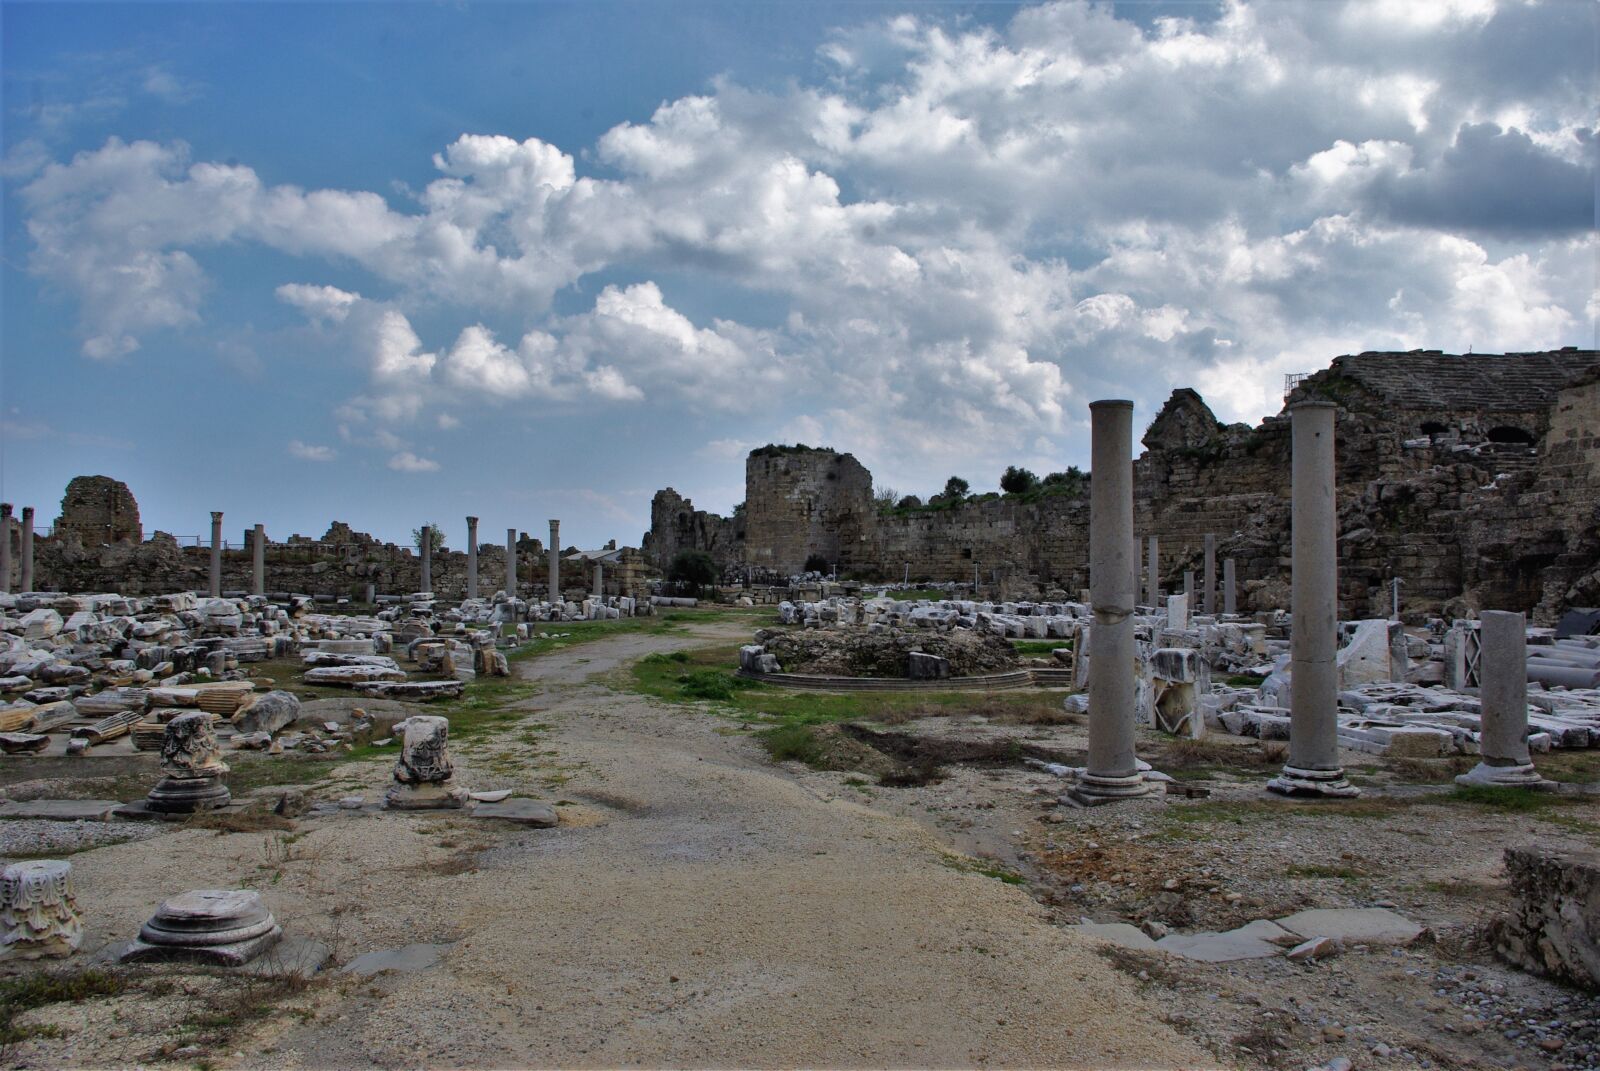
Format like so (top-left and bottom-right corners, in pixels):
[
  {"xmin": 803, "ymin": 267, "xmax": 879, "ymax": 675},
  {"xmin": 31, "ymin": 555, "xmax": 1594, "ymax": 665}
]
[{"xmin": 0, "ymin": 347, "xmax": 1596, "ymax": 1069}]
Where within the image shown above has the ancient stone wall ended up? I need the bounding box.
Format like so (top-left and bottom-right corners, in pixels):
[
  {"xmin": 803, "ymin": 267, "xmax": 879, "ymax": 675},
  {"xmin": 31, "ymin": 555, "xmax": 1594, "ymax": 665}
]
[
  {"xmin": 31, "ymin": 525, "xmax": 654, "ymax": 603},
  {"xmin": 54, "ymin": 475, "xmax": 142, "ymax": 545},
  {"xmin": 646, "ymin": 349, "xmax": 1600, "ymax": 623},
  {"xmin": 642, "ymin": 488, "xmax": 743, "ymax": 571},
  {"xmin": 742, "ymin": 446, "xmax": 876, "ymax": 575}
]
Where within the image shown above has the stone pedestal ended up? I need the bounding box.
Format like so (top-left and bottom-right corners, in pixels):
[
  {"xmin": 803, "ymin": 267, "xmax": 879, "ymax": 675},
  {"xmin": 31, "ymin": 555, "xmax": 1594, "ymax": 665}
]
[
  {"xmin": 1458, "ymin": 610, "xmax": 1548, "ymax": 788},
  {"xmin": 18, "ymin": 507, "xmax": 33, "ymax": 593},
  {"xmin": 121, "ymin": 889, "xmax": 281, "ymax": 966},
  {"xmin": 1167, "ymin": 594, "xmax": 1189, "ymax": 632},
  {"xmin": 1073, "ymin": 400, "xmax": 1155, "ymax": 805},
  {"xmin": 384, "ymin": 716, "xmax": 468, "ymax": 810},
  {"xmin": 146, "ymin": 711, "xmax": 231, "ymax": 813},
  {"xmin": 0, "ymin": 860, "xmax": 82, "ymax": 960},
  {"xmin": 549, "ymin": 520, "xmax": 561, "ymax": 602},
  {"xmin": 466, "ymin": 516, "xmax": 479, "ymax": 600},
  {"xmin": 1270, "ymin": 401, "xmax": 1357, "ymax": 798}
]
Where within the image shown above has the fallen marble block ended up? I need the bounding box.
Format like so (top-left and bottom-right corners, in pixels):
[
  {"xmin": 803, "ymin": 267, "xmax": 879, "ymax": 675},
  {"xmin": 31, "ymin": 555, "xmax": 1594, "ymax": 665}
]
[
  {"xmin": 1491, "ymin": 845, "xmax": 1600, "ymax": 990},
  {"xmin": 351, "ymin": 680, "xmax": 465, "ymax": 701},
  {"xmin": 304, "ymin": 665, "xmax": 408, "ymax": 685}
]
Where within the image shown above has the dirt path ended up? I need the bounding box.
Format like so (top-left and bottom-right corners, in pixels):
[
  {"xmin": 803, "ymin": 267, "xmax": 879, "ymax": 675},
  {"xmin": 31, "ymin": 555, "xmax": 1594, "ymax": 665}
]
[{"xmin": 173, "ymin": 622, "xmax": 1205, "ymax": 1069}]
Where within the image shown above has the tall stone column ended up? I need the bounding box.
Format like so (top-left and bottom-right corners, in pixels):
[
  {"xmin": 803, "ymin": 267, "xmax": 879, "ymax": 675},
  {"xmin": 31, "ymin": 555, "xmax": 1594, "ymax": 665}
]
[
  {"xmin": 251, "ymin": 524, "xmax": 265, "ymax": 596},
  {"xmin": 1458, "ymin": 611, "xmax": 1546, "ymax": 787},
  {"xmin": 1270, "ymin": 400, "xmax": 1357, "ymax": 797},
  {"xmin": 208, "ymin": 512, "xmax": 223, "ymax": 598},
  {"xmin": 1145, "ymin": 536, "xmax": 1159, "ymax": 607},
  {"xmin": 1223, "ymin": 558, "xmax": 1237, "ymax": 615},
  {"xmin": 1072, "ymin": 400, "xmax": 1152, "ymax": 805},
  {"xmin": 505, "ymin": 528, "xmax": 517, "ymax": 597},
  {"xmin": 594, "ymin": 563, "xmax": 604, "ymax": 600},
  {"xmin": 420, "ymin": 524, "xmax": 432, "ymax": 593},
  {"xmin": 1202, "ymin": 533, "xmax": 1216, "ymax": 615},
  {"xmin": 18, "ymin": 508, "xmax": 33, "ymax": 593},
  {"xmin": 465, "ymin": 516, "xmax": 479, "ymax": 600},
  {"xmin": 0, "ymin": 504, "xmax": 11, "ymax": 595},
  {"xmin": 548, "ymin": 520, "xmax": 561, "ymax": 603},
  {"xmin": 1184, "ymin": 570, "xmax": 1194, "ymax": 603}
]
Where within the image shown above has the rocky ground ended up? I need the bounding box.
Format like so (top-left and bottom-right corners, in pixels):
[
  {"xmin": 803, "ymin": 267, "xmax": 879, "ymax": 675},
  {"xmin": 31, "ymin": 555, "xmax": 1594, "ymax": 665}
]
[
  {"xmin": 755, "ymin": 622, "xmax": 1022, "ymax": 677},
  {"xmin": 0, "ymin": 612, "xmax": 1592, "ymax": 1069}
]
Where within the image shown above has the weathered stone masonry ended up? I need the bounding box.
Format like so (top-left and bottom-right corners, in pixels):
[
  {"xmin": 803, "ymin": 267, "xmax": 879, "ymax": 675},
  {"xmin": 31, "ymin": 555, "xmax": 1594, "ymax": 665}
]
[{"xmin": 646, "ymin": 350, "xmax": 1600, "ymax": 623}]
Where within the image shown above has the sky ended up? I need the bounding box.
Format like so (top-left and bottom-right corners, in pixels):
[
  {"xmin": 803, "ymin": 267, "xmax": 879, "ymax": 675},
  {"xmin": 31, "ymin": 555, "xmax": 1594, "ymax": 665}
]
[{"xmin": 1, "ymin": 0, "xmax": 1595, "ymax": 552}]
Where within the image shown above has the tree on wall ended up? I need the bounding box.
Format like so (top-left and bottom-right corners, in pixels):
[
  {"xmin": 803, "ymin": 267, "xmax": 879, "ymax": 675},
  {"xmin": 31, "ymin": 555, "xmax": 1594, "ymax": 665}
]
[
  {"xmin": 1000, "ymin": 466, "xmax": 1039, "ymax": 494},
  {"xmin": 412, "ymin": 524, "xmax": 447, "ymax": 552},
  {"xmin": 942, "ymin": 476, "xmax": 970, "ymax": 500},
  {"xmin": 873, "ymin": 486, "xmax": 899, "ymax": 511}
]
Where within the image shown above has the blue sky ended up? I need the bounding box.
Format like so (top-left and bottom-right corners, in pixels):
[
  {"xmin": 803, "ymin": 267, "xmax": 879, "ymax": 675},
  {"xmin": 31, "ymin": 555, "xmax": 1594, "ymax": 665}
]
[{"xmin": 2, "ymin": 0, "xmax": 1594, "ymax": 551}]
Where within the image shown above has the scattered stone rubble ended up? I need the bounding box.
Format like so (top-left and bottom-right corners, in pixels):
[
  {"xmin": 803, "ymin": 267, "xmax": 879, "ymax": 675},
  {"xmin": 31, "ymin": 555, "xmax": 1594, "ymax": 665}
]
[{"xmin": 0, "ymin": 588, "xmax": 528, "ymax": 761}]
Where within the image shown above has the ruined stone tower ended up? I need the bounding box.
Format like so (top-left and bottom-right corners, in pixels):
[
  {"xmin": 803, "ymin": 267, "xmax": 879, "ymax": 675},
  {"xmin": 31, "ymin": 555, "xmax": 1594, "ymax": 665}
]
[
  {"xmin": 55, "ymin": 476, "xmax": 142, "ymax": 545},
  {"xmin": 742, "ymin": 446, "xmax": 875, "ymax": 575}
]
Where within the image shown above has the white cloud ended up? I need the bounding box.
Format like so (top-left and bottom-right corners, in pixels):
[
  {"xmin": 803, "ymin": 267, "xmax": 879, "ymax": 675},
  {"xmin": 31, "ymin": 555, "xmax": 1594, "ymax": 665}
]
[
  {"xmin": 14, "ymin": 0, "xmax": 1596, "ymax": 487},
  {"xmin": 387, "ymin": 451, "xmax": 440, "ymax": 473},
  {"xmin": 287, "ymin": 439, "xmax": 336, "ymax": 461}
]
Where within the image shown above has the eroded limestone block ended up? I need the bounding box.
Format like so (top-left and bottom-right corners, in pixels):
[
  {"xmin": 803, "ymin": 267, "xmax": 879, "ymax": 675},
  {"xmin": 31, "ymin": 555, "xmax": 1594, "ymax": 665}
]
[
  {"xmin": 384, "ymin": 716, "xmax": 467, "ymax": 810},
  {"xmin": 121, "ymin": 889, "xmax": 281, "ymax": 966},
  {"xmin": 1492, "ymin": 845, "xmax": 1600, "ymax": 990},
  {"xmin": 146, "ymin": 711, "xmax": 231, "ymax": 813}
]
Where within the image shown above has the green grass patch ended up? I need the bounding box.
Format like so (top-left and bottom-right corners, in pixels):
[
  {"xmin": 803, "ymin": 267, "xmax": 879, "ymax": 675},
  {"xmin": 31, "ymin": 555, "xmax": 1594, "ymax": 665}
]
[
  {"xmin": 1223, "ymin": 673, "xmax": 1265, "ymax": 687},
  {"xmin": 1011, "ymin": 639, "xmax": 1071, "ymax": 657},
  {"xmin": 886, "ymin": 588, "xmax": 944, "ymax": 602},
  {"xmin": 941, "ymin": 851, "xmax": 1026, "ymax": 885},
  {"xmin": 760, "ymin": 723, "xmax": 825, "ymax": 765},
  {"xmin": 1444, "ymin": 784, "xmax": 1577, "ymax": 813},
  {"xmin": 1286, "ymin": 863, "xmax": 1364, "ymax": 880},
  {"xmin": 0, "ymin": 969, "xmax": 124, "ymax": 1050}
]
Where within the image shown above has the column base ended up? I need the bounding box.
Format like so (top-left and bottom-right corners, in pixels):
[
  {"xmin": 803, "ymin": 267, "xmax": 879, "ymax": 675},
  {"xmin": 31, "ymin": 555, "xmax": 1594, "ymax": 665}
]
[
  {"xmin": 1067, "ymin": 770, "xmax": 1159, "ymax": 807},
  {"xmin": 1267, "ymin": 765, "xmax": 1360, "ymax": 798},
  {"xmin": 1455, "ymin": 763, "xmax": 1552, "ymax": 790}
]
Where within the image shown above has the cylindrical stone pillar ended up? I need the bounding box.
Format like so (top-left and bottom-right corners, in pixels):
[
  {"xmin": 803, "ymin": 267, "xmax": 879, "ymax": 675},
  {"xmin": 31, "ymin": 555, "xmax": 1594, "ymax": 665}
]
[
  {"xmin": 1202, "ymin": 533, "xmax": 1216, "ymax": 616},
  {"xmin": 1270, "ymin": 400, "xmax": 1357, "ymax": 797},
  {"xmin": 1184, "ymin": 570, "xmax": 1194, "ymax": 604},
  {"xmin": 252, "ymin": 524, "xmax": 265, "ymax": 597},
  {"xmin": 505, "ymin": 529, "xmax": 517, "ymax": 598},
  {"xmin": 548, "ymin": 520, "xmax": 561, "ymax": 603},
  {"xmin": 208, "ymin": 512, "xmax": 223, "ymax": 598},
  {"xmin": 466, "ymin": 517, "xmax": 479, "ymax": 600},
  {"xmin": 1458, "ymin": 611, "xmax": 1545, "ymax": 787},
  {"xmin": 420, "ymin": 524, "xmax": 432, "ymax": 593},
  {"xmin": 1073, "ymin": 400, "xmax": 1151, "ymax": 805},
  {"xmin": 18, "ymin": 508, "xmax": 34, "ymax": 593},
  {"xmin": 1145, "ymin": 536, "xmax": 1159, "ymax": 608},
  {"xmin": 594, "ymin": 563, "xmax": 604, "ymax": 600},
  {"xmin": 0, "ymin": 504, "xmax": 12, "ymax": 594},
  {"xmin": 1223, "ymin": 558, "xmax": 1237, "ymax": 615}
]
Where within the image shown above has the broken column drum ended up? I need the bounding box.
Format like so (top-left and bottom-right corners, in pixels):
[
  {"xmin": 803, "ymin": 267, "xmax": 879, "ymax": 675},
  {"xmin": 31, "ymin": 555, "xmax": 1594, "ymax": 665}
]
[
  {"xmin": 0, "ymin": 504, "xmax": 11, "ymax": 594},
  {"xmin": 549, "ymin": 520, "xmax": 561, "ymax": 602},
  {"xmin": 1223, "ymin": 558, "xmax": 1237, "ymax": 615},
  {"xmin": 18, "ymin": 507, "xmax": 33, "ymax": 593},
  {"xmin": 146, "ymin": 711, "xmax": 232, "ymax": 813},
  {"xmin": 252, "ymin": 524, "xmax": 265, "ymax": 597},
  {"xmin": 1457, "ymin": 610, "xmax": 1546, "ymax": 788},
  {"xmin": 466, "ymin": 516, "xmax": 479, "ymax": 600},
  {"xmin": 0, "ymin": 860, "xmax": 82, "ymax": 960},
  {"xmin": 385, "ymin": 715, "xmax": 468, "ymax": 809},
  {"xmin": 1073, "ymin": 400, "xmax": 1154, "ymax": 804},
  {"xmin": 1202, "ymin": 533, "xmax": 1216, "ymax": 616},
  {"xmin": 420, "ymin": 523, "xmax": 433, "ymax": 593},
  {"xmin": 208, "ymin": 511, "xmax": 223, "ymax": 597},
  {"xmin": 1270, "ymin": 400, "xmax": 1358, "ymax": 798},
  {"xmin": 122, "ymin": 889, "xmax": 281, "ymax": 966},
  {"xmin": 505, "ymin": 528, "xmax": 517, "ymax": 597}
]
